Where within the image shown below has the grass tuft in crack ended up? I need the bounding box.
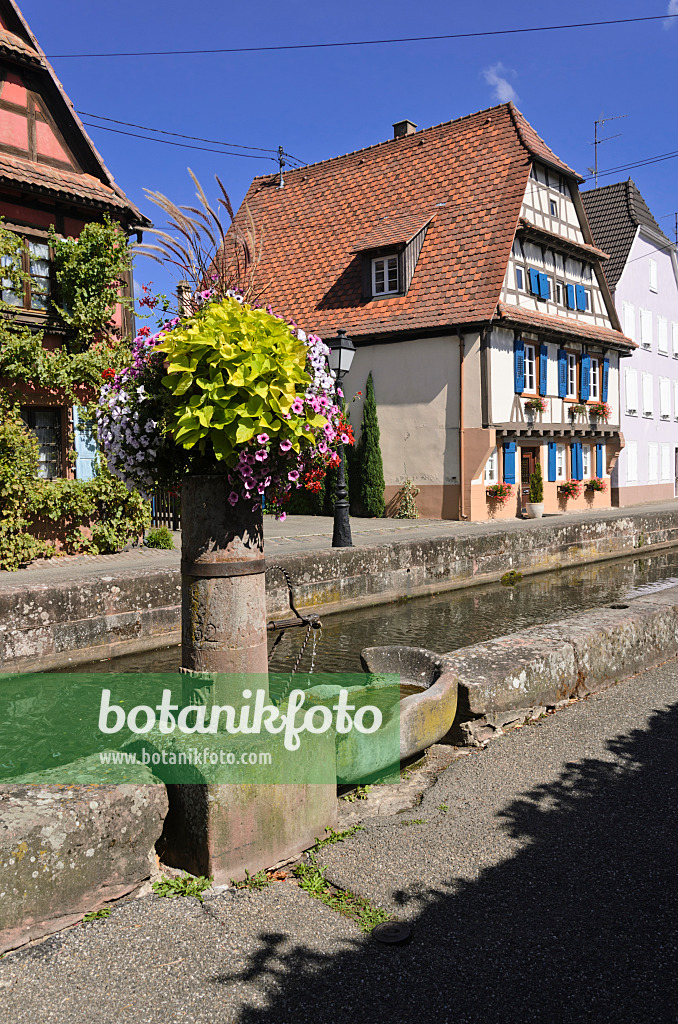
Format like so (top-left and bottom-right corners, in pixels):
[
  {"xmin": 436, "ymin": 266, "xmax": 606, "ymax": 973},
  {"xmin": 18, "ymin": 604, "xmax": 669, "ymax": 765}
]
[
  {"xmin": 152, "ymin": 873, "xmax": 213, "ymax": 902},
  {"xmin": 294, "ymin": 856, "xmax": 391, "ymax": 932},
  {"xmin": 231, "ymin": 869, "xmax": 271, "ymax": 891},
  {"xmin": 314, "ymin": 825, "xmax": 364, "ymax": 850},
  {"xmin": 82, "ymin": 908, "xmax": 111, "ymax": 923}
]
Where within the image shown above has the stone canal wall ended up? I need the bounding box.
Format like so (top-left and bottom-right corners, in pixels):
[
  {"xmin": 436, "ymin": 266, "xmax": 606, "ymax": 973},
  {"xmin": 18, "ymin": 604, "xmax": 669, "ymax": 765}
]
[{"xmin": 3, "ymin": 504, "xmax": 678, "ymax": 673}]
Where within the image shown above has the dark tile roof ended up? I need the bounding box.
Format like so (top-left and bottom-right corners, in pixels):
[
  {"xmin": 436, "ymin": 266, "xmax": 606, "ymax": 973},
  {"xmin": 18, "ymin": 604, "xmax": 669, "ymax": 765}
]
[
  {"xmin": 496, "ymin": 303, "xmax": 635, "ymax": 351},
  {"xmin": 581, "ymin": 180, "xmax": 673, "ymax": 290},
  {"xmin": 237, "ymin": 102, "xmax": 585, "ymax": 339}
]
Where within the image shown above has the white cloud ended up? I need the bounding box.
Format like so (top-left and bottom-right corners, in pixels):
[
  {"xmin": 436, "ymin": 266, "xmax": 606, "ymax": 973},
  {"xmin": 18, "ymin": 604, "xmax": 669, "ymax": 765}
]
[
  {"xmin": 483, "ymin": 63, "xmax": 519, "ymax": 103},
  {"xmin": 665, "ymin": 0, "xmax": 678, "ymax": 29}
]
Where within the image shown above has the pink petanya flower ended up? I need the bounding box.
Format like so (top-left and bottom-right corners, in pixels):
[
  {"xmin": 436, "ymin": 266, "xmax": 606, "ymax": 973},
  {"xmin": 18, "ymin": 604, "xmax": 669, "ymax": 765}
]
[
  {"xmin": 278, "ymin": 512, "xmax": 287, "ymax": 522},
  {"xmin": 317, "ymin": 441, "xmax": 328, "ymax": 454},
  {"xmin": 255, "ymin": 449, "xmax": 268, "ymax": 462},
  {"xmin": 340, "ymin": 433, "xmax": 350, "ymax": 444},
  {"xmin": 280, "ymin": 439, "xmax": 293, "ymax": 452},
  {"xmin": 336, "ymin": 387, "xmax": 344, "ymax": 398},
  {"xmin": 288, "ymin": 470, "xmax": 300, "ymax": 482},
  {"xmin": 291, "ymin": 398, "xmax": 304, "ymax": 415},
  {"xmin": 256, "ymin": 433, "xmax": 269, "ymax": 444},
  {"xmin": 228, "ymin": 491, "xmax": 239, "ymax": 506}
]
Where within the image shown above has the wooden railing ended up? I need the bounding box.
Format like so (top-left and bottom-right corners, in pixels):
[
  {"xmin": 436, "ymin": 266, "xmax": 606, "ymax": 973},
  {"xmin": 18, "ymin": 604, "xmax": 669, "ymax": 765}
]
[{"xmin": 150, "ymin": 490, "xmax": 180, "ymax": 530}]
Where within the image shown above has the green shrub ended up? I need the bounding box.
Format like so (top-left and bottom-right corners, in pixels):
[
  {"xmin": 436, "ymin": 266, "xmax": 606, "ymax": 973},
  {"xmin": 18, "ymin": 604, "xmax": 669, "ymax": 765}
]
[
  {"xmin": 145, "ymin": 526, "xmax": 175, "ymax": 549},
  {"xmin": 528, "ymin": 462, "xmax": 544, "ymax": 504},
  {"xmin": 357, "ymin": 372, "xmax": 385, "ymax": 518},
  {"xmin": 0, "ymin": 406, "xmax": 51, "ymax": 570}
]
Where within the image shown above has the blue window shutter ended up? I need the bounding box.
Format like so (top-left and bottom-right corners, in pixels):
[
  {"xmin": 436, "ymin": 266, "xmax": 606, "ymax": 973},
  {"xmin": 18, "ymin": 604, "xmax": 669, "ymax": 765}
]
[
  {"xmin": 503, "ymin": 441, "xmax": 516, "ymax": 484},
  {"xmin": 539, "ymin": 345, "xmax": 548, "ymax": 396},
  {"xmin": 538, "ymin": 272, "xmax": 550, "ymax": 300},
  {"xmin": 571, "ymin": 442, "xmax": 583, "ymax": 480},
  {"xmin": 73, "ymin": 406, "xmax": 96, "ymax": 481},
  {"xmin": 576, "ymin": 284, "xmax": 587, "ymax": 311},
  {"xmin": 548, "ymin": 441, "xmax": 557, "ymax": 482},
  {"xmin": 566, "ymin": 284, "xmax": 576, "ymax": 310},
  {"xmin": 558, "ymin": 349, "xmax": 567, "ymax": 398},
  {"xmin": 529, "ymin": 268, "xmax": 541, "ymax": 295},
  {"xmin": 601, "ymin": 356, "xmax": 609, "ymax": 402},
  {"xmin": 580, "ymin": 353, "xmax": 591, "ymax": 402},
  {"xmin": 514, "ymin": 337, "xmax": 525, "ymax": 393},
  {"xmin": 596, "ymin": 443, "xmax": 604, "ymax": 478}
]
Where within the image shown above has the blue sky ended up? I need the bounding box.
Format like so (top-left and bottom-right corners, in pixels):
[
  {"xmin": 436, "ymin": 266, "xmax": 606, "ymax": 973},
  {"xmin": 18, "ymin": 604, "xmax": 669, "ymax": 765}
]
[{"xmin": 22, "ymin": 0, "xmax": 678, "ymax": 307}]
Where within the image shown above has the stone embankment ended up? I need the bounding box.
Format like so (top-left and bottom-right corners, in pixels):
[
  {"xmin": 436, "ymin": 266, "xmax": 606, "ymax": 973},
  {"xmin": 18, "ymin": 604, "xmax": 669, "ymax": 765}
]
[{"xmin": 3, "ymin": 503, "xmax": 678, "ymax": 673}]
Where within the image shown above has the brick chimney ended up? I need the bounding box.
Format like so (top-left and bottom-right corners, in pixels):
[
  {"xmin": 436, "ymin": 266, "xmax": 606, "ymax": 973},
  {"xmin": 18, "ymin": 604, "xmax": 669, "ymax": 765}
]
[{"xmin": 393, "ymin": 120, "xmax": 417, "ymax": 139}]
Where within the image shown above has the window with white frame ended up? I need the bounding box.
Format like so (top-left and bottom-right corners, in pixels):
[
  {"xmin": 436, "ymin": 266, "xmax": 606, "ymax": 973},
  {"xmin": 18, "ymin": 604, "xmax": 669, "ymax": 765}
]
[
  {"xmin": 661, "ymin": 443, "xmax": 671, "ymax": 482},
  {"xmin": 589, "ymin": 356, "xmax": 600, "ymax": 401},
  {"xmin": 484, "ymin": 448, "xmax": 499, "ymax": 484},
  {"xmin": 658, "ymin": 316, "xmax": 668, "ymax": 355},
  {"xmin": 623, "ymin": 301, "xmax": 635, "ymax": 341},
  {"xmin": 625, "ymin": 368, "xmax": 638, "ymax": 414},
  {"xmin": 582, "ymin": 444, "xmax": 591, "ymax": 478},
  {"xmin": 672, "ymin": 322, "xmax": 678, "ymax": 358},
  {"xmin": 556, "ymin": 444, "xmax": 567, "ymax": 481},
  {"xmin": 640, "ymin": 308, "xmax": 653, "ymax": 349},
  {"xmin": 567, "ymin": 352, "xmax": 577, "ymax": 399},
  {"xmin": 371, "ymin": 256, "xmax": 399, "ymax": 295},
  {"xmin": 649, "ymin": 258, "xmax": 658, "ymax": 293},
  {"xmin": 626, "ymin": 441, "xmax": 638, "ymax": 483},
  {"xmin": 642, "ymin": 372, "xmax": 654, "ymax": 417},
  {"xmin": 524, "ymin": 343, "xmax": 536, "ymax": 393},
  {"xmin": 515, "ymin": 266, "xmax": 524, "ymax": 290},
  {"xmin": 549, "ymin": 199, "xmax": 558, "ymax": 217},
  {"xmin": 555, "ymin": 282, "xmax": 563, "ymax": 304},
  {"xmin": 659, "ymin": 377, "xmax": 671, "ymax": 420},
  {"xmin": 648, "ymin": 443, "xmax": 659, "ymax": 482}
]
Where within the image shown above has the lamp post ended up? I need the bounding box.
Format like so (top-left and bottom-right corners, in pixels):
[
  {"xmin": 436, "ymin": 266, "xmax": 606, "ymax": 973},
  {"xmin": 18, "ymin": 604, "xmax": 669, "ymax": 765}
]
[{"xmin": 326, "ymin": 328, "xmax": 355, "ymax": 548}]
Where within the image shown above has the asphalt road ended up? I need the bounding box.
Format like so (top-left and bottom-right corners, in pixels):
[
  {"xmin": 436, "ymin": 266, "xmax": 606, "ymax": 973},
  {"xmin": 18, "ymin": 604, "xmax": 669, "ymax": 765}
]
[{"xmin": 1, "ymin": 660, "xmax": 676, "ymax": 1023}]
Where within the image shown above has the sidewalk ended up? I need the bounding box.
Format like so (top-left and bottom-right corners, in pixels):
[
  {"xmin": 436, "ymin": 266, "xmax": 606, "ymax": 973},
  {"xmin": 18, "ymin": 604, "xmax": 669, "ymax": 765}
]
[
  {"xmin": 4, "ymin": 499, "xmax": 678, "ymax": 589},
  {"xmin": 1, "ymin": 657, "xmax": 675, "ymax": 1022}
]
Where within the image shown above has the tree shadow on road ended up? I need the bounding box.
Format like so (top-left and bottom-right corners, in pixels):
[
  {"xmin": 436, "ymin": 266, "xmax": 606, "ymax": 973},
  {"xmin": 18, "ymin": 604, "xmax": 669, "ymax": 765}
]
[{"xmin": 214, "ymin": 702, "xmax": 678, "ymax": 1024}]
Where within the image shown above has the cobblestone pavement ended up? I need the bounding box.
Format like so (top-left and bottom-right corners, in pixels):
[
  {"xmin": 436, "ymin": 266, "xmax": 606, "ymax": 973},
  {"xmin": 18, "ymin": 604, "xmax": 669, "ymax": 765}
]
[
  {"xmin": 3, "ymin": 499, "xmax": 678, "ymax": 589},
  {"xmin": 1, "ymin": 659, "xmax": 675, "ymax": 1023}
]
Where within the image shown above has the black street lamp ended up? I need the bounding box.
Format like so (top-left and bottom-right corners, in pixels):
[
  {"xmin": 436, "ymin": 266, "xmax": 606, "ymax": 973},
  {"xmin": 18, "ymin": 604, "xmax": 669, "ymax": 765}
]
[{"xmin": 326, "ymin": 329, "xmax": 355, "ymax": 548}]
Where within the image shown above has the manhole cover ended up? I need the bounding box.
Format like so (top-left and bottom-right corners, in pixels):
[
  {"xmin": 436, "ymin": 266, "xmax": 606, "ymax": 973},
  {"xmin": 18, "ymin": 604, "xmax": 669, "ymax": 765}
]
[{"xmin": 372, "ymin": 921, "xmax": 412, "ymax": 945}]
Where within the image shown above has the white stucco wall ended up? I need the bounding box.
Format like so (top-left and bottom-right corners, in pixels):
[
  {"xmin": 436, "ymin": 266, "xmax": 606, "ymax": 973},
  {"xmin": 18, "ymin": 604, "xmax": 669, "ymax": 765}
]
[{"xmin": 342, "ymin": 335, "xmax": 460, "ymax": 487}]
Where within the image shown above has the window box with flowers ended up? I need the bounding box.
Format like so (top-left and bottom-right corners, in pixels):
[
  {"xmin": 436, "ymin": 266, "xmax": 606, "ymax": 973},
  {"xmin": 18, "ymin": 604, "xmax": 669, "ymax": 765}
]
[
  {"xmin": 569, "ymin": 403, "xmax": 587, "ymax": 420},
  {"xmin": 486, "ymin": 482, "xmax": 513, "ymax": 505},
  {"xmin": 524, "ymin": 396, "xmax": 548, "ymax": 414},
  {"xmin": 589, "ymin": 401, "xmax": 611, "ymax": 422},
  {"xmin": 558, "ymin": 480, "xmax": 582, "ymax": 499},
  {"xmin": 585, "ymin": 477, "xmax": 607, "ymax": 492}
]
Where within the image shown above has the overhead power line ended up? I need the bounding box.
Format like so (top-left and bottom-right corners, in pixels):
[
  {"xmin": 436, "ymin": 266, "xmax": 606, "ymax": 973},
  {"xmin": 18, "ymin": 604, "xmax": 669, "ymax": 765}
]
[
  {"xmin": 585, "ymin": 148, "xmax": 678, "ymax": 181},
  {"xmin": 81, "ymin": 120, "xmax": 279, "ymax": 160},
  {"xmin": 80, "ymin": 112, "xmax": 305, "ymax": 165},
  {"xmin": 44, "ymin": 13, "xmax": 678, "ymax": 59}
]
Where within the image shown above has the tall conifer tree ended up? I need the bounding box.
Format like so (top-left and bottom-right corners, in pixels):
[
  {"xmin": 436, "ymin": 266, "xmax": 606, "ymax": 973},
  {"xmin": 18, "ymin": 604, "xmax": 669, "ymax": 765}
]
[{"xmin": 359, "ymin": 372, "xmax": 385, "ymax": 517}]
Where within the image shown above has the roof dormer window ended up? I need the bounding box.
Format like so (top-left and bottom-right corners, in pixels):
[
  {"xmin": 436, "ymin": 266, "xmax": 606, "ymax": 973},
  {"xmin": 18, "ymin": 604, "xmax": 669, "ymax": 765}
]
[{"xmin": 372, "ymin": 255, "xmax": 399, "ymax": 296}]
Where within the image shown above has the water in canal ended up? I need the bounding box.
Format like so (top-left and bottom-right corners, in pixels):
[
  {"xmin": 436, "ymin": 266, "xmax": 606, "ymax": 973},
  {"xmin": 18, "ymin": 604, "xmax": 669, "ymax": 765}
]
[{"xmin": 77, "ymin": 547, "xmax": 678, "ymax": 675}]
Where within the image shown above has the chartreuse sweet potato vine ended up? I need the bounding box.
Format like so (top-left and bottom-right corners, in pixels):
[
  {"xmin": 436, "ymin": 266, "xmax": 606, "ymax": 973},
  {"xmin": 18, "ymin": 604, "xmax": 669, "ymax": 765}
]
[{"xmin": 157, "ymin": 299, "xmax": 328, "ymax": 465}]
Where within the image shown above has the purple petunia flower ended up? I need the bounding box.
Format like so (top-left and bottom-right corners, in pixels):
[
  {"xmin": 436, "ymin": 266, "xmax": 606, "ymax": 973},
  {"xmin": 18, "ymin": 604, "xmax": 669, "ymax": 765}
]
[
  {"xmin": 256, "ymin": 433, "xmax": 269, "ymax": 444},
  {"xmin": 280, "ymin": 439, "xmax": 292, "ymax": 452}
]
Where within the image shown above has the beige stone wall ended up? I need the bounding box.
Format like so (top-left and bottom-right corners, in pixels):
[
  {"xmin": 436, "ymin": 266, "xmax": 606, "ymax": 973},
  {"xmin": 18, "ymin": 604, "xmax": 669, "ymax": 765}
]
[
  {"xmin": 343, "ymin": 336, "xmax": 461, "ymax": 512},
  {"xmin": 612, "ymin": 483, "xmax": 676, "ymax": 507}
]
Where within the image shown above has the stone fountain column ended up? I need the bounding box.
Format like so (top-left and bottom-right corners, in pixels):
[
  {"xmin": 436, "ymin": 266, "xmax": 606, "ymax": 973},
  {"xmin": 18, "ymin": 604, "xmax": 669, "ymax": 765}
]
[{"xmin": 159, "ymin": 474, "xmax": 336, "ymax": 883}]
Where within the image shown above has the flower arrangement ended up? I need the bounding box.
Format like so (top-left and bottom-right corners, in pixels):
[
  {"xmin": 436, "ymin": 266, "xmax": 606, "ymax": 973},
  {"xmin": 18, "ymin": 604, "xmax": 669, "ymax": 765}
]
[
  {"xmin": 558, "ymin": 479, "xmax": 582, "ymax": 499},
  {"xmin": 589, "ymin": 401, "xmax": 611, "ymax": 420},
  {"xmin": 586, "ymin": 477, "xmax": 607, "ymax": 492},
  {"xmin": 524, "ymin": 395, "xmax": 548, "ymax": 413},
  {"xmin": 96, "ymin": 294, "xmax": 351, "ymax": 518},
  {"xmin": 569, "ymin": 403, "xmax": 587, "ymax": 417},
  {"xmin": 486, "ymin": 482, "xmax": 513, "ymax": 504}
]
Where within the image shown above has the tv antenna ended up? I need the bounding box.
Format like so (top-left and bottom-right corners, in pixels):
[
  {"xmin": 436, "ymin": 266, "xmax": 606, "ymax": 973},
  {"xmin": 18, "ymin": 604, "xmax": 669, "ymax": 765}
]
[{"xmin": 588, "ymin": 113, "xmax": 627, "ymax": 187}]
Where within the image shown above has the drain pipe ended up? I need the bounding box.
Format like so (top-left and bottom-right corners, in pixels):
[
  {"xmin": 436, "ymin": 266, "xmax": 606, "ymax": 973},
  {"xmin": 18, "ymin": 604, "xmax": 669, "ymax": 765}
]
[{"xmin": 458, "ymin": 333, "xmax": 466, "ymax": 520}]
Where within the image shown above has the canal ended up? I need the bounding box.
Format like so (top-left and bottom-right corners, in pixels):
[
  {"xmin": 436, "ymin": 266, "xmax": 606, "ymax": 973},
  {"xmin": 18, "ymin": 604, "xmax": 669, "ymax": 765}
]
[{"xmin": 76, "ymin": 547, "xmax": 678, "ymax": 675}]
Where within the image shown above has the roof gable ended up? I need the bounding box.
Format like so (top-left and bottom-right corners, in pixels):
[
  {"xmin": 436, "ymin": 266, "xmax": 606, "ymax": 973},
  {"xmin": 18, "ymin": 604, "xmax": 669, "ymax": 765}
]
[
  {"xmin": 0, "ymin": 0, "xmax": 148, "ymax": 224},
  {"xmin": 238, "ymin": 103, "xmax": 583, "ymax": 338}
]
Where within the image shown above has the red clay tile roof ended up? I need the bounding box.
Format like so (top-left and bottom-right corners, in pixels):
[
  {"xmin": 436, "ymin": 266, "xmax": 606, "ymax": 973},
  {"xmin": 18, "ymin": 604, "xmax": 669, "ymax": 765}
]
[
  {"xmin": 351, "ymin": 213, "xmax": 434, "ymax": 252},
  {"xmin": 236, "ymin": 103, "xmax": 585, "ymax": 339},
  {"xmin": 509, "ymin": 106, "xmax": 583, "ymax": 182},
  {"xmin": 517, "ymin": 218, "xmax": 609, "ymax": 261},
  {"xmin": 0, "ymin": 151, "xmax": 137, "ymax": 213},
  {"xmin": 496, "ymin": 303, "xmax": 635, "ymax": 350},
  {"xmin": 0, "ymin": 24, "xmax": 39, "ymax": 62}
]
